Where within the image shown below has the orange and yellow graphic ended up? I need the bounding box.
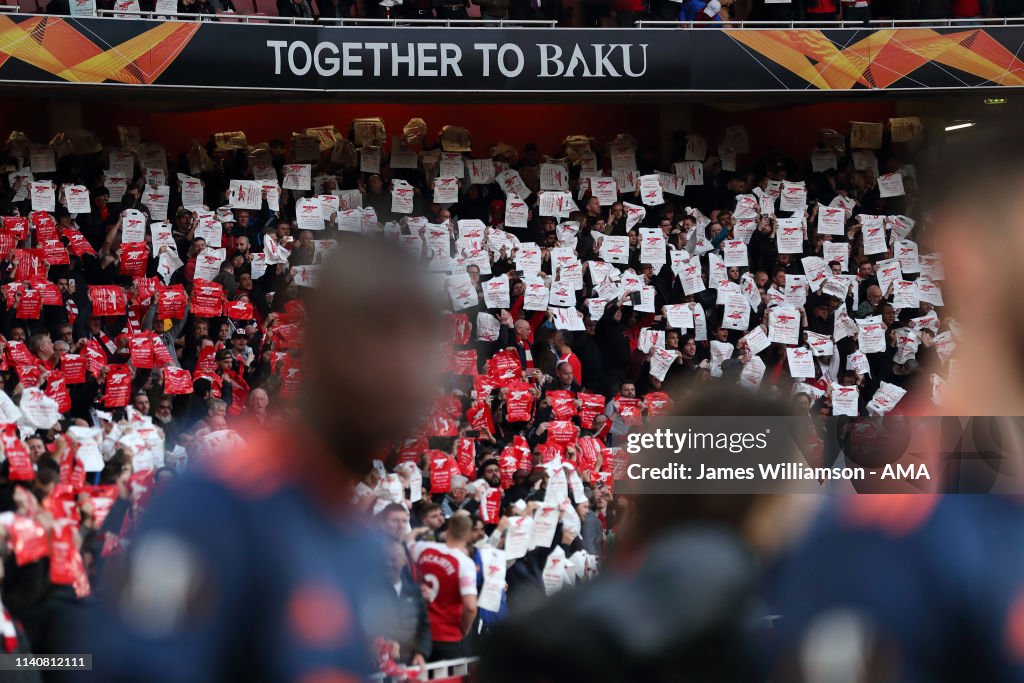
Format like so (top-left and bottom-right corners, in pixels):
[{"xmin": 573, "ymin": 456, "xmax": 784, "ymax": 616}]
[
  {"xmin": 725, "ymin": 28, "xmax": 1024, "ymax": 89},
  {"xmin": 0, "ymin": 15, "xmax": 197, "ymax": 83}
]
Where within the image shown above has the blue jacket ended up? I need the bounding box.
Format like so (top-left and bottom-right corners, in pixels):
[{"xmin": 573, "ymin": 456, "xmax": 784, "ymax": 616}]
[
  {"xmin": 679, "ymin": 0, "xmax": 722, "ymax": 20},
  {"xmin": 79, "ymin": 471, "xmax": 386, "ymax": 683}
]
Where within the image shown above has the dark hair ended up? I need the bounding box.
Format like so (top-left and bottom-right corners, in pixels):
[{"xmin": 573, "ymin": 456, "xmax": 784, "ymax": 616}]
[
  {"xmin": 477, "ymin": 458, "xmax": 500, "ymax": 479},
  {"xmin": 35, "ymin": 467, "xmax": 59, "ymax": 488},
  {"xmin": 378, "ymin": 502, "xmax": 408, "ymax": 518}
]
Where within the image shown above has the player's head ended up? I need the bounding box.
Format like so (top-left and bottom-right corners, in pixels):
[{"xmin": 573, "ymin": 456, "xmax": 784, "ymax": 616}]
[
  {"xmin": 304, "ymin": 237, "xmax": 441, "ymax": 475},
  {"xmin": 923, "ymin": 128, "xmax": 1024, "ymax": 413},
  {"xmin": 446, "ymin": 511, "xmax": 473, "ymax": 543}
]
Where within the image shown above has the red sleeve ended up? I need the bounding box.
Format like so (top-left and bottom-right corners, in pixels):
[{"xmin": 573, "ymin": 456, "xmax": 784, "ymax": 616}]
[
  {"xmin": 509, "ymin": 295, "xmax": 524, "ymax": 320},
  {"xmin": 529, "ymin": 311, "xmax": 546, "ymax": 335}
]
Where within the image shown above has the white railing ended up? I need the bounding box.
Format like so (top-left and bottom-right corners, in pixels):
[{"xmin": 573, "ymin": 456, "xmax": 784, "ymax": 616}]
[
  {"xmin": 637, "ymin": 16, "xmax": 1024, "ymax": 27},
  {"xmin": 19, "ymin": 9, "xmax": 1024, "ymax": 28},
  {"xmin": 369, "ymin": 656, "xmax": 478, "ymax": 682},
  {"xmin": 93, "ymin": 9, "xmax": 554, "ymax": 24},
  {"xmin": 96, "ymin": 8, "xmax": 317, "ymax": 22},
  {"xmin": 319, "ymin": 17, "xmax": 556, "ymax": 25}
]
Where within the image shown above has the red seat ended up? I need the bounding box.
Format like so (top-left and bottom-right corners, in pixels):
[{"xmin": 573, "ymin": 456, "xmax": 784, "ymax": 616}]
[{"xmin": 253, "ymin": 0, "xmax": 278, "ymax": 14}]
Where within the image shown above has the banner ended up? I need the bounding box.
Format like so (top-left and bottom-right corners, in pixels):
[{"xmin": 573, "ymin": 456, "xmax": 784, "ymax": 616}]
[{"xmin": 0, "ymin": 15, "xmax": 1021, "ymax": 92}]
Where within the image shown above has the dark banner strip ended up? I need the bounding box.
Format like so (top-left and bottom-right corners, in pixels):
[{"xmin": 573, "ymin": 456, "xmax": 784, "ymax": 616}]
[
  {"xmin": 0, "ymin": 14, "xmax": 1022, "ymax": 91},
  {"xmin": 614, "ymin": 416, "xmax": 1024, "ymax": 495}
]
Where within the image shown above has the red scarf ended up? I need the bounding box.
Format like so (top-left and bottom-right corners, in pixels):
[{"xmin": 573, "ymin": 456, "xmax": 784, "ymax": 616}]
[
  {"xmin": 0, "ymin": 605, "xmax": 17, "ymax": 653},
  {"xmin": 96, "ymin": 330, "xmax": 117, "ymax": 355},
  {"xmin": 65, "ymin": 297, "xmax": 78, "ymax": 327}
]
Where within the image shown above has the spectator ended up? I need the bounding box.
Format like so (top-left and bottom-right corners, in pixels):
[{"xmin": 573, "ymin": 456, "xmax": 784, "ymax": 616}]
[
  {"xmin": 474, "ymin": 0, "xmax": 512, "ymax": 20},
  {"xmin": 277, "ymin": 0, "xmax": 314, "ymax": 16},
  {"xmin": 378, "ymin": 539, "xmax": 432, "ymax": 666},
  {"xmin": 316, "ymin": 0, "xmax": 353, "ymax": 16},
  {"xmin": 435, "ymin": 0, "xmax": 469, "ymax": 19},
  {"xmin": 680, "ymin": 0, "xmax": 723, "ymax": 20},
  {"xmin": 409, "ymin": 512, "xmax": 479, "ymax": 661}
]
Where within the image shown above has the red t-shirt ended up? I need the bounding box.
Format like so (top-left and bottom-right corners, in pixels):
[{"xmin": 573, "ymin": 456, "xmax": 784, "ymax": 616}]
[{"xmin": 410, "ymin": 541, "xmax": 477, "ymax": 642}]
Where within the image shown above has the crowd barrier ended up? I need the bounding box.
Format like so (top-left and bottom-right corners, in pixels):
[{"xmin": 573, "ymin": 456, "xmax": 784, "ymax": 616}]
[
  {"xmin": 21, "ymin": 7, "xmax": 1024, "ymax": 27},
  {"xmin": 93, "ymin": 9, "xmax": 557, "ymax": 24},
  {"xmin": 370, "ymin": 656, "xmax": 478, "ymax": 682},
  {"xmin": 638, "ymin": 16, "xmax": 1024, "ymax": 26}
]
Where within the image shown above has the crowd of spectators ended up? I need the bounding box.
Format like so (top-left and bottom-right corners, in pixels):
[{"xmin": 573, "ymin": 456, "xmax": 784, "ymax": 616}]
[
  {"xmin": 0, "ymin": 117, "xmax": 946, "ymax": 672},
  {"xmin": 40, "ymin": 0, "xmax": 1024, "ymax": 26}
]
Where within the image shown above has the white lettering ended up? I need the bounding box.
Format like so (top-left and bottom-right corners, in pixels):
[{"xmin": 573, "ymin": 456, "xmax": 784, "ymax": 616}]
[
  {"xmin": 497, "ymin": 44, "xmax": 524, "ymax": 77},
  {"xmin": 417, "ymin": 42, "xmax": 438, "ymax": 76},
  {"xmin": 440, "ymin": 43, "xmax": 463, "ymax": 77},
  {"xmin": 287, "ymin": 41, "xmax": 312, "ymax": 76},
  {"xmin": 564, "ymin": 44, "xmax": 593, "ymax": 78},
  {"xmin": 538, "ymin": 44, "xmax": 564, "ymax": 77},
  {"xmin": 622, "ymin": 43, "xmax": 649, "ymax": 77},
  {"xmin": 342, "ymin": 42, "xmax": 363, "ymax": 76},
  {"xmin": 474, "ymin": 43, "xmax": 497, "ymax": 77},
  {"xmin": 392, "ymin": 42, "xmax": 415, "ymax": 77},
  {"xmin": 365, "ymin": 42, "xmax": 388, "ymax": 77},
  {"xmin": 592, "ymin": 44, "xmax": 621, "ymax": 77},
  {"xmin": 267, "ymin": 40, "xmax": 287, "ymax": 75},
  {"xmin": 315, "ymin": 42, "xmax": 340, "ymax": 77}
]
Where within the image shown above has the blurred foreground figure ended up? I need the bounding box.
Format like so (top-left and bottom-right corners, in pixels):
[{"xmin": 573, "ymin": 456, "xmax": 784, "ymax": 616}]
[
  {"xmin": 79, "ymin": 238, "xmax": 440, "ymax": 683},
  {"xmin": 772, "ymin": 129, "xmax": 1024, "ymax": 682},
  {"xmin": 480, "ymin": 390, "xmax": 803, "ymax": 683}
]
